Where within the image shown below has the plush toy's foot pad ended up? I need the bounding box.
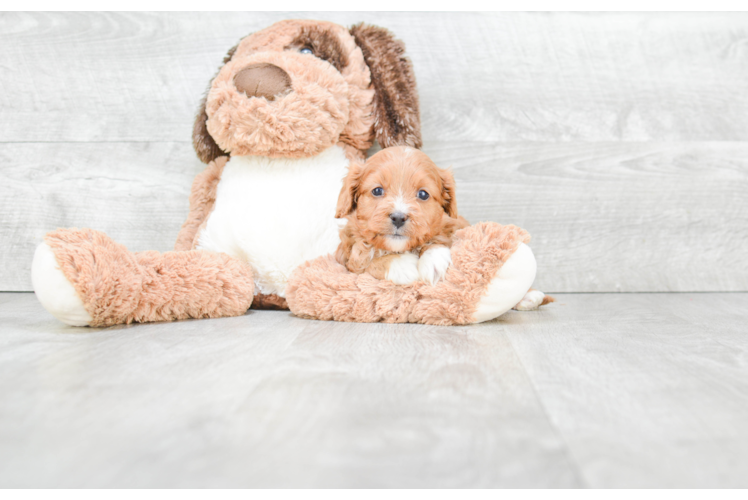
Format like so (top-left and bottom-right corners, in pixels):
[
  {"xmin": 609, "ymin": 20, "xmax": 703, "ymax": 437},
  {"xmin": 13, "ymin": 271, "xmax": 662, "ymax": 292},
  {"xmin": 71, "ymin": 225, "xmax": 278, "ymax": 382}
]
[
  {"xmin": 32, "ymin": 242, "xmax": 93, "ymax": 326},
  {"xmin": 287, "ymin": 222, "xmax": 535, "ymax": 325},
  {"xmin": 471, "ymin": 243, "xmax": 537, "ymax": 323},
  {"xmin": 32, "ymin": 228, "xmax": 255, "ymax": 327}
]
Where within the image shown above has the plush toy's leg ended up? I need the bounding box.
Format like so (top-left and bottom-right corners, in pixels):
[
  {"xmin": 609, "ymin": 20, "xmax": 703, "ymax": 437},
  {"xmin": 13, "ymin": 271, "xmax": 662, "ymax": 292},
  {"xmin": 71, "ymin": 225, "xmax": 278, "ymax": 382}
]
[
  {"xmin": 416, "ymin": 223, "xmax": 536, "ymax": 324},
  {"xmin": 286, "ymin": 222, "xmax": 537, "ymax": 325},
  {"xmin": 31, "ymin": 228, "xmax": 254, "ymax": 327}
]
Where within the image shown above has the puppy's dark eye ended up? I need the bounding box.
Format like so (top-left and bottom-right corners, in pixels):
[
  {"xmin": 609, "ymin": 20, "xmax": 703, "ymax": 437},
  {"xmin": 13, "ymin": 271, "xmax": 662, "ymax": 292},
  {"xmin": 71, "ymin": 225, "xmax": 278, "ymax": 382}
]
[
  {"xmin": 299, "ymin": 47, "xmax": 313, "ymax": 55},
  {"xmin": 418, "ymin": 190, "xmax": 430, "ymax": 201},
  {"xmin": 372, "ymin": 187, "xmax": 384, "ymax": 197}
]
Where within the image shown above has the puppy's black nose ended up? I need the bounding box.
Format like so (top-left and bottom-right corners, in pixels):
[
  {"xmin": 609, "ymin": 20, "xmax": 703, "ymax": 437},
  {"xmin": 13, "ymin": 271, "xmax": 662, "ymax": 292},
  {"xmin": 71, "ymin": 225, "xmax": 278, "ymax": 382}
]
[{"xmin": 390, "ymin": 212, "xmax": 408, "ymax": 229}]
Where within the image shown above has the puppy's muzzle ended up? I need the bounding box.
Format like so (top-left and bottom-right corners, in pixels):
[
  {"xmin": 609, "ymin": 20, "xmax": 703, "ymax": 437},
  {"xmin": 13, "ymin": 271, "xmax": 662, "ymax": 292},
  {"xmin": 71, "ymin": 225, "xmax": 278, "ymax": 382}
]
[
  {"xmin": 390, "ymin": 212, "xmax": 408, "ymax": 229},
  {"xmin": 234, "ymin": 63, "xmax": 292, "ymax": 101}
]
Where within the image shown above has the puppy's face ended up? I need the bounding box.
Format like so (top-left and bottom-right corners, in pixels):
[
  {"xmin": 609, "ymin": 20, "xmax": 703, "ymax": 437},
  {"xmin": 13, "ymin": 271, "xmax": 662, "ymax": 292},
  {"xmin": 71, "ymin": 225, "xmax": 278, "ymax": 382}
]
[{"xmin": 337, "ymin": 146, "xmax": 458, "ymax": 252}]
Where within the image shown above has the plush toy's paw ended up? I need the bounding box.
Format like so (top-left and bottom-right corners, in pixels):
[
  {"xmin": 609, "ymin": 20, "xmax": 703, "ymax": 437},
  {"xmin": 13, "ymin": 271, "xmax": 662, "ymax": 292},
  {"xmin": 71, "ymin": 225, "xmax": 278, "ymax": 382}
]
[
  {"xmin": 385, "ymin": 253, "xmax": 420, "ymax": 285},
  {"xmin": 418, "ymin": 246, "xmax": 452, "ymax": 285},
  {"xmin": 31, "ymin": 242, "xmax": 93, "ymax": 326},
  {"xmin": 471, "ymin": 242, "xmax": 537, "ymax": 324},
  {"xmin": 514, "ymin": 289, "xmax": 547, "ymax": 311}
]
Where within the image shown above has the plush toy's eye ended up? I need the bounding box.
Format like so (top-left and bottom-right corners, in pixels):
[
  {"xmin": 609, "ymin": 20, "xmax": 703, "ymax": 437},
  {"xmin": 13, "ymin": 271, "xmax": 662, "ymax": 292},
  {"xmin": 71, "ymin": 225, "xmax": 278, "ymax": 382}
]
[
  {"xmin": 372, "ymin": 187, "xmax": 384, "ymax": 197},
  {"xmin": 299, "ymin": 47, "xmax": 313, "ymax": 55},
  {"xmin": 418, "ymin": 190, "xmax": 430, "ymax": 201}
]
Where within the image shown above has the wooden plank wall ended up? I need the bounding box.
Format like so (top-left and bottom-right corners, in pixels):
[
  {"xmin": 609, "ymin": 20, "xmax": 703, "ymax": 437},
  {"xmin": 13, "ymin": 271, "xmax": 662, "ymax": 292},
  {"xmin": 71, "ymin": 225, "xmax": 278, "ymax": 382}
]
[{"xmin": 1, "ymin": 12, "xmax": 747, "ymax": 292}]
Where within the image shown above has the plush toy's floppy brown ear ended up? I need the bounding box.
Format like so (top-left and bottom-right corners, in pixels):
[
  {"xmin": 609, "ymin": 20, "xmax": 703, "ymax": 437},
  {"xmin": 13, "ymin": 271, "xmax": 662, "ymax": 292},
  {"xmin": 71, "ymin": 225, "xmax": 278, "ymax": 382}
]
[
  {"xmin": 335, "ymin": 163, "xmax": 364, "ymax": 218},
  {"xmin": 192, "ymin": 43, "xmax": 239, "ymax": 164},
  {"xmin": 439, "ymin": 168, "xmax": 459, "ymax": 218},
  {"xmin": 350, "ymin": 23, "xmax": 422, "ymax": 149}
]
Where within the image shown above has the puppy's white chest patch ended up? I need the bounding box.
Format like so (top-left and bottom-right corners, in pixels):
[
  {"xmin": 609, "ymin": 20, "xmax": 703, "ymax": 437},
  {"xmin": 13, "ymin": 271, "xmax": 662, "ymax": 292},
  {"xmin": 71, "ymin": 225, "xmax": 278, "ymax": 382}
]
[{"xmin": 197, "ymin": 146, "xmax": 348, "ymax": 297}]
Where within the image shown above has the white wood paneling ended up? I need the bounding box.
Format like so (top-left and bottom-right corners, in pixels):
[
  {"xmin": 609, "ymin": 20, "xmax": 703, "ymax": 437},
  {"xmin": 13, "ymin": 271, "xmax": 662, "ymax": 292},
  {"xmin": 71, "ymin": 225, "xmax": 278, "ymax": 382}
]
[
  {"xmin": 440, "ymin": 141, "xmax": 748, "ymax": 293},
  {"xmin": 2, "ymin": 141, "xmax": 746, "ymax": 292},
  {"xmin": 1, "ymin": 12, "xmax": 747, "ymax": 292},
  {"xmin": 0, "ymin": 142, "xmax": 202, "ymax": 290},
  {"xmin": 1, "ymin": 12, "xmax": 747, "ymax": 143}
]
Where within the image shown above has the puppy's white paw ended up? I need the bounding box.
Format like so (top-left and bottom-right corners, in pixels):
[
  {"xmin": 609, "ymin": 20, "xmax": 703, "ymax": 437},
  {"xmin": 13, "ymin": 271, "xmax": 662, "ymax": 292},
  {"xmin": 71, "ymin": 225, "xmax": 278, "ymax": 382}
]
[
  {"xmin": 385, "ymin": 253, "xmax": 420, "ymax": 285},
  {"xmin": 514, "ymin": 289, "xmax": 546, "ymax": 311},
  {"xmin": 418, "ymin": 246, "xmax": 452, "ymax": 285}
]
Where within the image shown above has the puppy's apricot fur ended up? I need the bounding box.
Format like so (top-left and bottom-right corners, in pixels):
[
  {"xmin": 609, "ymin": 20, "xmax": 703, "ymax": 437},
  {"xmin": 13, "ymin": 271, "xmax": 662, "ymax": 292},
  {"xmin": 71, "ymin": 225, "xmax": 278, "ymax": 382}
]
[{"xmin": 335, "ymin": 146, "xmax": 469, "ymax": 283}]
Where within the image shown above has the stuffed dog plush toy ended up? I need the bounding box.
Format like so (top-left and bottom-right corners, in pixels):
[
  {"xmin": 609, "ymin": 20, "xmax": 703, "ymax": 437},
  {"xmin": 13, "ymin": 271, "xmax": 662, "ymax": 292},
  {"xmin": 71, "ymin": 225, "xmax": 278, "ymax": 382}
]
[{"xmin": 31, "ymin": 19, "xmax": 545, "ymax": 327}]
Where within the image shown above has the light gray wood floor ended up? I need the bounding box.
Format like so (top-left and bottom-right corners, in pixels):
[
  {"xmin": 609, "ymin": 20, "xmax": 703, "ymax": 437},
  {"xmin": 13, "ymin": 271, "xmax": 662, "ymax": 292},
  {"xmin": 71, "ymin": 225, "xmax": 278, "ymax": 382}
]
[{"xmin": 1, "ymin": 292, "xmax": 747, "ymax": 488}]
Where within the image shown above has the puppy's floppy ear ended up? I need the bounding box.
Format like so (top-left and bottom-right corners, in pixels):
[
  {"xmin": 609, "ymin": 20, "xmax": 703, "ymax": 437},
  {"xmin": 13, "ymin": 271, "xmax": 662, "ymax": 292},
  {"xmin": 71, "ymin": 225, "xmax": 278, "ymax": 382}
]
[
  {"xmin": 336, "ymin": 162, "xmax": 364, "ymax": 218},
  {"xmin": 192, "ymin": 43, "xmax": 239, "ymax": 164},
  {"xmin": 349, "ymin": 23, "xmax": 421, "ymax": 149},
  {"xmin": 439, "ymin": 168, "xmax": 459, "ymax": 218}
]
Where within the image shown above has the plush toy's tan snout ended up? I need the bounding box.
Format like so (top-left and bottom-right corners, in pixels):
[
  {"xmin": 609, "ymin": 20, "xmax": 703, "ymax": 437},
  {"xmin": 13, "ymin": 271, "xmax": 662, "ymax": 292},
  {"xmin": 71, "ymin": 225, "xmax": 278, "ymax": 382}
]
[
  {"xmin": 233, "ymin": 63, "xmax": 292, "ymax": 101},
  {"xmin": 206, "ymin": 48, "xmax": 351, "ymax": 159},
  {"xmin": 193, "ymin": 20, "xmax": 423, "ymax": 163}
]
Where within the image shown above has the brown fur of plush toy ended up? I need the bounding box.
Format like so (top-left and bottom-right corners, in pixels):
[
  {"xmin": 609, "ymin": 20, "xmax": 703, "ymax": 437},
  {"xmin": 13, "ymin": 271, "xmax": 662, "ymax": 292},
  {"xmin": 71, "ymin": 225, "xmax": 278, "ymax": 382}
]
[
  {"xmin": 44, "ymin": 228, "xmax": 255, "ymax": 327},
  {"xmin": 349, "ymin": 23, "xmax": 421, "ymax": 149},
  {"xmin": 286, "ymin": 222, "xmax": 530, "ymax": 325},
  {"xmin": 193, "ymin": 20, "xmax": 417, "ymax": 162}
]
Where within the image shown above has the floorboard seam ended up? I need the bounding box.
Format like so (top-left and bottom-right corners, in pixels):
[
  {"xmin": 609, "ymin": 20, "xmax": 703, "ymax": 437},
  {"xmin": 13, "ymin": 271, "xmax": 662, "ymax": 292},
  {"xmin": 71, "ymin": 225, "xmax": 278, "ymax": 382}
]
[{"xmin": 501, "ymin": 325, "xmax": 588, "ymax": 488}]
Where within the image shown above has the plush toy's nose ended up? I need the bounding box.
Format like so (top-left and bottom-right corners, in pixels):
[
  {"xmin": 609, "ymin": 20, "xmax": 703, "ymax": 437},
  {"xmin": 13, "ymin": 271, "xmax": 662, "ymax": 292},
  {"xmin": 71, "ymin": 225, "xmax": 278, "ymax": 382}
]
[
  {"xmin": 233, "ymin": 63, "xmax": 292, "ymax": 101},
  {"xmin": 390, "ymin": 212, "xmax": 408, "ymax": 229}
]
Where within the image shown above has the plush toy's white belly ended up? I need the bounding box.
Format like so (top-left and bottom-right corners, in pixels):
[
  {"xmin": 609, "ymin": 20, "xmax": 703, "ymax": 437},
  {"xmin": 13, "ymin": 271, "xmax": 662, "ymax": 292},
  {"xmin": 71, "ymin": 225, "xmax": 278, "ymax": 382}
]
[{"xmin": 196, "ymin": 145, "xmax": 349, "ymax": 297}]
